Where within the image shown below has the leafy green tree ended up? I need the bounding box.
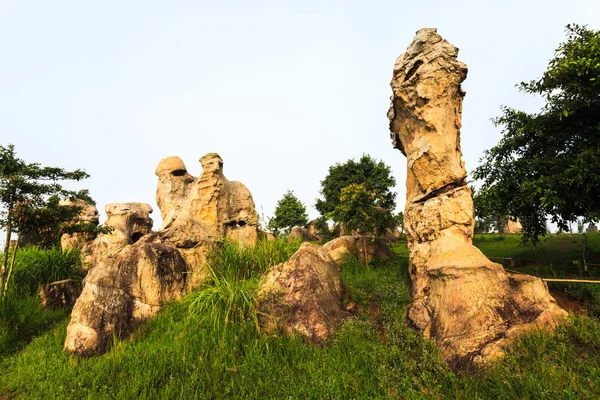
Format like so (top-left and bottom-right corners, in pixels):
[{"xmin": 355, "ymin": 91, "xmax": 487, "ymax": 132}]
[
  {"xmin": 473, "ymin": 24, "xmax": 600, "ymax": 242},
  {"xmin": 0, "ymin": 144, "xmax": 89, "ymax": 293},
  {"xmin": 268, "ymin": 190, "xmax": 308, "ymax": 235},
  {"xmin": 316, "ymin": 155, "xmax": 397, "ymax": 235},
  {"xmin": 326, "ymin": 183, "xmax": 395, "ymax": 237}
]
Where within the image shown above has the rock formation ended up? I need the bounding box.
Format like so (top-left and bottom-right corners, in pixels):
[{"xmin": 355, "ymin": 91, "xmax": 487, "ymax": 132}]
[
  {"xmin": 388, "ymin": 28, "xmax": 567, "ymax": 368},
  {"xmin": 257, "ymin": 243, "xmax": 346, "ymax": 341},
  {"xmin": 323, "ymin": 235, "xmax": 392, "ymax": 266},
  {"xmin": 502, "ymin": 218, "xmax": 523, "ymax": 234},
  {"xmin": 88, "ymin": 203, "xmax": 154, "ymax": 265},
  {"xmin": 65, "ymin": 153, "xmax": 259, "ymax": 356}
]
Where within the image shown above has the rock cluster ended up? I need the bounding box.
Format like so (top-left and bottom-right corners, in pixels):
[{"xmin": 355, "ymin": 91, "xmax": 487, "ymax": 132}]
[
  {"xmin": 388, "ymin": 28, "xmax": 567, "ymax": 368},
  {"xmin": 64, "ymin": 153, "xmax": 259, "ymax": 356}
]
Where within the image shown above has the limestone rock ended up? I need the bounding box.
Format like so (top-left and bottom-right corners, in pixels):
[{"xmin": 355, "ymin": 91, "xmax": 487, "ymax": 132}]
[
  {"xmin": 323, "ymin": 235, "xmax": 392, "ymax": 266},
  {"xmin": 39, "ymin": 279, "xmax": 82, "ymax": 310},
  {"xmin": 65, "ymin": 153, "xmax": 260, "ymax": 356},
  {"xmin": 88, "ymin": 203, "xmax": 153, "ymax": 267},
  {"xmin": 587, "ymin": 224, "xmax": 598, "ymax": 233},
  {"xmin": 65, "ymin": 232, "xmax": 188, "ymax": 356},
  {"xmin": 502, "ymin": 218, "xmax": 523, "ymax": 234},
  {"xmin": 323, "ymin": 235, "xmax": 357, "ymax": 264},
  {"xmin": 288, "ymin": 226, "xmax": 316, "ymax": 242},
  {"xmin": 155, "ymin": 156, "xmax": 195, "ymax": 229},
  {"xmin": 388, "ymin": 28, "xmax": 566, "ymax": 368},
  {"xmin": 257, "ymin": 243, "xmax": 346, "ymax": 341}
]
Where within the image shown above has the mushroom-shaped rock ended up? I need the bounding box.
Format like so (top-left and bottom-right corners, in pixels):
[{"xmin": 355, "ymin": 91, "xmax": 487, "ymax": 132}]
[
  {"xmin": 388, "ymin": 28, "xmax": 567, "ymax": 368},
  {"xmin": 257, "ymin": 243, "xmax": 346, "ymax": 341}
]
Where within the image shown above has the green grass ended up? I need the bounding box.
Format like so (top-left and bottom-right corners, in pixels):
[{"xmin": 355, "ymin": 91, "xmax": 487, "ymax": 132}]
[
  {"xmin": 0, "ymin": 246, "xmax": 81, "ymax": 358},
  {"xmin": 1, "ymin": 237, "xmax": 600, "ymax": 398}
]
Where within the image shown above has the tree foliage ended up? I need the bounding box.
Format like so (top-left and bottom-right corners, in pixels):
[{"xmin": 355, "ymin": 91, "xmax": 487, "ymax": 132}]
[
  {"xmin": 316, "ymin": 155, "xmax": 397, "ymax": 236},
  {"xmin": 326, "ymin": 183, "xmax": 395, "ymax": 237},
  {"xmin": 0, "ymin": 144, "xmax": 90, "ymax": 292},
  {"xmin": 473, "ymin": 24, "xmax": 600, "ymax": 242},
  {"xmin": 268, "ymin": 190, "xmax": 308, "ymax": 235}
]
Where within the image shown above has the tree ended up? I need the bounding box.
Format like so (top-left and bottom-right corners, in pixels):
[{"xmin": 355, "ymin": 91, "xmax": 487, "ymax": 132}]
[
  {"xmin": 268, "ymin": 190, "xmax": 308, "ymax": 235},
  {"xmin": 473, "ymin": 24, "xmax": 600, "ymax": 242},
  {"xmin": 0, "ymin": 144, "xmax": 89, "ymax": 292},
  {"xmin": 316, "ymin": 155, "xmax": 397, "ymax": 235},
  {"xmin": 326, "ymin": 183, "xmax": 395, "ymax": 237}
]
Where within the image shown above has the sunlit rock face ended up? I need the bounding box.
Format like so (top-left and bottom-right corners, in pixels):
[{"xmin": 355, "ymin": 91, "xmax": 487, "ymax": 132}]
[
  {"xmin": 257, "ymin": 243, "xmax": 346, "ymax": 342},
  {"xmin": 65, "ymin": 153, "xmax": 260, "ymax": 356},
  {"xmin": 388, "ymin": 28, "xmax": 567, "ymax": 369}
]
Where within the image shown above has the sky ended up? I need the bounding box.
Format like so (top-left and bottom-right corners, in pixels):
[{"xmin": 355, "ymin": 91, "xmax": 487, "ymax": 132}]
[{"xmin": 1, "ymin": 0, "xmax": 599, "ymax": 237}]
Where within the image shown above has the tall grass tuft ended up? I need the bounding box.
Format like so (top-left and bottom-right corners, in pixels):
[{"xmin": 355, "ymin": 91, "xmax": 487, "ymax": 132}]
[
  {"xmin": 0, "ymin": 246, "xmax": 81, "ymax": 357},
  {"xmin": 185, "ymin": 238, "xmax": 301, "ymax": 335},
  {"xmin": 6, "ymin": 246, "xmax": 82, "ymax": 297}
]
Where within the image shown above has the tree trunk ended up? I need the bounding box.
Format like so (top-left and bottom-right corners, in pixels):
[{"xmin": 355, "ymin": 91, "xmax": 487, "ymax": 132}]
[
  {"xmin": 3, "ymin": 236, "xmax": 19, "ymax": 295},
  {"xmin": 0, "ymin": 204, "xmax": 13, "ymax": 294},
  {"xmin": 388, "ymin": 28, "xmax": 567, "ymax": 369}
]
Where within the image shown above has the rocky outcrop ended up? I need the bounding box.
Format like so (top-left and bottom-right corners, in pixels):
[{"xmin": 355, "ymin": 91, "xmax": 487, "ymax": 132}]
[
  {"xmin": 388, "ymin": 28, "xmax": 567, "ymax": 368},
  {"xmin": 257, "ymin": 243, "xmax": 346, "ymax": 341},
  {"xmin": 65, "ymin": 153, "xmax": 259, "ymax": 356}
]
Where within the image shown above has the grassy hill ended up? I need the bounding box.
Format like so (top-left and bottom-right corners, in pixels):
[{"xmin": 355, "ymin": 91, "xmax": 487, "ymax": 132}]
[{"xmin": 1, "ymin": 236, "xmax": 600, "ymax": 399}]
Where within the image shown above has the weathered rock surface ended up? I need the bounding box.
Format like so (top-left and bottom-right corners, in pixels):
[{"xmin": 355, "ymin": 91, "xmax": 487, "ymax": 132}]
[
  {"xmin": 502, "ymin": 218, "xmax": 523, "ymax": 234},
  {"xmin": 155, "ymin": 156, "xmax": 195, "ymax": 229},
  {"xmin": 39, "ymin": 279, "xmax": 82, "ymax": 310},
  {"xmin": 323, "ymin": 235, "xmax": 392, "ymax": 266},
  {"xmin": 288, "ymin": 226, "xmax": 316, "ymax": 242},
  {"xmin": 257, "ymin": 243, "xmax": 346, "ymax": 341},
  {"xmin": 86, "ymin": 202, "xmax": 153, "ymax": 268},
  {"xmin": 65, "ymin": 153, "xmax": 259, "ymax": 356},
  {"xmin": 588, "ymin": 224, "xmax": 598, "ymax": 233},
  {"xmin": 388, "ymin": 28, "xmax": 566, "ymax": 368}
]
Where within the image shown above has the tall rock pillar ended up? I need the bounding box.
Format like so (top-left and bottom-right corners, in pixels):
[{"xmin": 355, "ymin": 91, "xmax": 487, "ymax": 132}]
[{"xmin": 388, "ymin": 28, "xmax": 567, "ymax": 368}]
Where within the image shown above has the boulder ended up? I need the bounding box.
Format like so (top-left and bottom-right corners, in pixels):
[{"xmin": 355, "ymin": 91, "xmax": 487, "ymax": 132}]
[
  {"xmin": 388, "ymin": 28, "xmax": 566, "ymax": 368},
  {"xmin": 65, "ymin": 153, "xmax": 260, "ymax": 356},
  {"xmin": 39, "ymin": 279, "xmax": 82, "ymax": 310},
  {"xmin": 502, "ymin": 218, "xmax": 523, "ymax": 234},
  {"xmin": 65, "ymin": 232, "xmax": 188, "ymax": 356},
  {"xmin": 323, "ymin": 235, "xmax": 392, "ymax": 266},
  {"xmin": 322, "ymin": 235, "xmax": 357, "ymax": 264},
  {"xmin": 59, "ymin": 199, "xmax": 100, "ymax": 267},
  {"xmin": 587, "ymin": 224, "xmax": 598, "ymax": 233},
  {"xmin": 288, "ymin": 226, "xmax": 316, "ymax": 242},
  {"xmin": 257, "ymin": 243, "xmax": 346, "ymax": 341}
]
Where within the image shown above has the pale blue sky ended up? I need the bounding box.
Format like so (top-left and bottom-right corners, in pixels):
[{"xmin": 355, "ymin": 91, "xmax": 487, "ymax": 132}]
[{"xmin": 1, "ymin": 0, "xmax": 599, "ymax": 233}]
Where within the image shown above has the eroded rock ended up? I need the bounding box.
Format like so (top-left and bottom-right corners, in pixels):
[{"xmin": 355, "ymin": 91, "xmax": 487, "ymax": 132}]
[
  {"xmin": 323, "ymin": 235, "xmax": 392, "ymax": 266},
  {"xmin": 65, "ymin": 153, "xmax": 259, "ymax": 356},
  {"xmin": 388, "ymin": 28, "xmax": 566, "ymax": 368},
  {"xmin": 257, "ymin": 243, "xmax": 346, "ymax": 341}
]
